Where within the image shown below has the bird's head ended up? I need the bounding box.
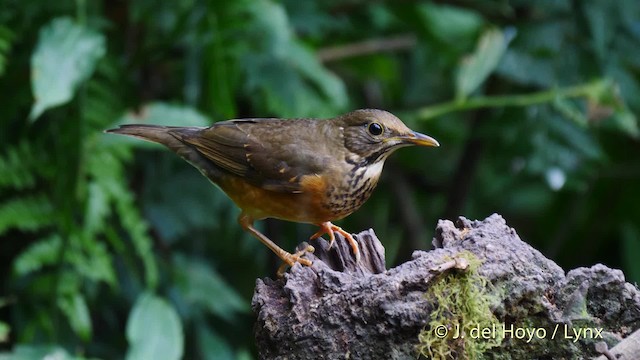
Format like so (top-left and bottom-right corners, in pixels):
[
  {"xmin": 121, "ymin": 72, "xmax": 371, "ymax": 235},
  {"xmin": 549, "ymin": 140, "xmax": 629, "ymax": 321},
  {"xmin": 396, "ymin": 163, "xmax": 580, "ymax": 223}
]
[{"xmin": 336, "ymin": 109, "xmax": 439, "ymax": 165}]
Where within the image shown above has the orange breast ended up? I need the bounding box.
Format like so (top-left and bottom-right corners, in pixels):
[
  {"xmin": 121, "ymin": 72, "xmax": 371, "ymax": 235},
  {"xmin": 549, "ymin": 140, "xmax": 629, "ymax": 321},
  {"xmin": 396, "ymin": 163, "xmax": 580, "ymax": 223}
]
[{"xmin": 218, "ymin": 174, "xmax": 336, "ymax": 223}]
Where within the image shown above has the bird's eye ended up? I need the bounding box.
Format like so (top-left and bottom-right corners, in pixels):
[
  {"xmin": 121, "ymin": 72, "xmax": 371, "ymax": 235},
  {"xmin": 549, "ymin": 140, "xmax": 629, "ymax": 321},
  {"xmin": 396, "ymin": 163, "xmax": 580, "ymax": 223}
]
[{"xmin": 367, "ymin": 122, "xmax": 384, "ymax": 136}]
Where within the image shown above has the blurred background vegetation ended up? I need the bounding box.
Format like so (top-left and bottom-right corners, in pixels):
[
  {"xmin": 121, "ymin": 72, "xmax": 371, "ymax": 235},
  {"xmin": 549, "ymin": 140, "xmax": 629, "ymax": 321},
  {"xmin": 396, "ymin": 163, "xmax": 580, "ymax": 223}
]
[{"xmin": 1, "ymin": 0, "xmax": 639, "ymax": 358}]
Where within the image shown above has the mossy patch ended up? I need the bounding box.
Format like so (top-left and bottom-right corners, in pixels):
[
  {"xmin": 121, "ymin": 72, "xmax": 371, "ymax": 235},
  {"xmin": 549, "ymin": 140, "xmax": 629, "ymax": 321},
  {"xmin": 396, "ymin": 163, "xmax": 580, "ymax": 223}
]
[{"xmin": 418, "ymin": 251, "xmax": 502, "ymax": 359}]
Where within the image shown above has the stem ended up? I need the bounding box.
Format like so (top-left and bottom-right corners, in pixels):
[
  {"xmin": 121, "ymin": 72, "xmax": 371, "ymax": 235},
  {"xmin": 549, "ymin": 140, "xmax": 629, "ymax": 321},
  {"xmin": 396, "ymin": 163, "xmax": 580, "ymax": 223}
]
[
  {"xmin": 415, "ymin": 81, "xmax": 603, "ymax": 120},
  {"xmin": 318, "ymin": 34, "xmax": 417, "ymax": 62},
  {"xmin": 76, "ymin": 0, "xmax": 87, "ymax": 25}
]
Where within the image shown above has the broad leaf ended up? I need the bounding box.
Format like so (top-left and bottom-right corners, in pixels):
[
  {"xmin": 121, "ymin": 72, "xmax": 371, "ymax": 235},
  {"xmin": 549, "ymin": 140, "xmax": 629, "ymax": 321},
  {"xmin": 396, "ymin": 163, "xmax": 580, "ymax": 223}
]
[
  {"xmin": 456, "ymin": 28, "xmax": 513, "ymax": 99},
  {"xmin": 30, "ymin": 17, "xmax": 106, "ymax": 121},
  {"xmin": 57, "ymin": 294, "xmax": 92, "ymax": 341},
  {"xmin": 417, "ymin": 3, "xmax": 483, "ymax": 45},
  {"xmin": 173, "ymin": 255, "xmax": 248, "ymax": 322},
  {"xmin": 196, "ymin": 323, "xmax": 234, "ymax": 360},
  {"xmin": 242, "ymin": 0, "xmax": 347, "ymax": 118},
  {"xmin": 0, "ymin": 346, "xmax": 85, "ymax": 360},
  {"xmin": 0, "ymin": 321, "xmax": 8, "ymax": 343},
  {"xmin": 126, "ymin": 293, "xmax": 184, "ymax": 360},
  {"xmin": 496, "ymin": 50, "xmax": 554, "ymax": 87}
]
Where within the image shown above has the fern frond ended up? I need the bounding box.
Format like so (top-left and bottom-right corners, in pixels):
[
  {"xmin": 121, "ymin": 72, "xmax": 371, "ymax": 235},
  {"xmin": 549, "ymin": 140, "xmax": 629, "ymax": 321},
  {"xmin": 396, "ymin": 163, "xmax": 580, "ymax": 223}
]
[
  {"xmin": 0, "ymin": 25, "xmax": 14, "ymax": 77},
  {"xmin": 0, "ymin": 142, "xmax": 37, "ymax": 191},
  {"xmin": 13, "ymin": 234, "xmax": 61, "ymax": 276},
  {"xmin": 0, "ymin": 194, "xmax": 54, "ymax": 236},
  {"xmin": 111, "ymin": 174, "xmax": 159, "ymax": 289},
  {"xmin": 86, "ymin": 147, "xmax": 158, "ymax": 289},
  {"xmin": 67, "ymin": 232, "xmax": 117, "ymax": 286},
  {"xmin": 82, "ymin": 57, "xmax": 126, "ymax": 131}
]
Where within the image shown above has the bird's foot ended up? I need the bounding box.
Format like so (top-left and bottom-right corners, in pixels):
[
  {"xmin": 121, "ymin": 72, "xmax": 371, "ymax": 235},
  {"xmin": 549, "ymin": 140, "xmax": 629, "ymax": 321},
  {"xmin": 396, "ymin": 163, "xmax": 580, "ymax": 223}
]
[
  {"xmin": 311, "ymin": 222, "xmax": 361, "ymax": 262},
  {"xmin": 277, "ymin": 245, "xmax": 315, "ymax": 277}
]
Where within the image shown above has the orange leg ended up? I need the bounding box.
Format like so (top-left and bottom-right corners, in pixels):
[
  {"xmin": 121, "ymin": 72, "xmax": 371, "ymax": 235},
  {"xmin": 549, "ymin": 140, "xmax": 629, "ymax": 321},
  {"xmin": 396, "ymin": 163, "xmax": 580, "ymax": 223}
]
[
  {"xmin": 310, "ymin": 221, "xmax": 360, "ymax": 262},
  {"xmin": 277, "ymin": 244, "xmax": 315, "ymax": 277},
  {"xmin": 238, "ymin": 213, "xmax": 312, "ymax": 267}
]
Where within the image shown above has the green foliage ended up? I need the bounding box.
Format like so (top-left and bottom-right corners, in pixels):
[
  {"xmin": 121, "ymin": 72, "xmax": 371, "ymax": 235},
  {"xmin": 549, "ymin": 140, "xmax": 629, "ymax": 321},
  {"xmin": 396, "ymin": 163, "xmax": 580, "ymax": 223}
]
[
  {"xmin": 126, "ymin": 293, "xmax": 184, "ymax": 360},
  {"xmin": 0, "ymin": 195, "xmax": 54, "ymax": 235},
  {"xmin": 0, "ymin": 142, "xmax": 38, "ymax": 190},
  {"xmin": 0, "ymin": 25, "xmax": 14, "ymax": 77},
  {"xmin": 621, "ymin": 224, "xmax": 640, "ymax": 284},
  {"xmin": 1, "ymin": 0, "xmax": 640, "ymax": 358},
  {"xmin": 0, "ymin": 345, "xmax": 91, "ymax": 360},
  {"xmin": 57, "ymin": 293, "xmax": 92, "ymax": 342},
  {"xmin": 241, "ymin": 0, "xmax": 347, "ymax": 117},
  {"xmin": 0, "ymin": 321, "xmax": 8, "ymax": 343},
  {"xmin": 172, "ymin": 255, "xmax": 249, "ymax": 322},
  {"xmin": 416, "ymin": 3, "xmax": 483, "ymax": 47},
  {"xmin": 455, "ymin": 27, "xmax": 512, "ymax": 100},
  {"xmin": 13, "ymin": 235, "xmax": 62, "ymax": 276},
  {"xmin": 29, "ymin": 17, "xmax": 106, "ymax": 121}
]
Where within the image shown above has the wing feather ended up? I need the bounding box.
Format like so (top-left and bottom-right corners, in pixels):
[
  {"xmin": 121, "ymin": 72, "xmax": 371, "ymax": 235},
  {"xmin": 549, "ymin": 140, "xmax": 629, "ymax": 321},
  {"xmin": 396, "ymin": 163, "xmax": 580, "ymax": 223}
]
[{"xmin": 180, "ymin": 119, "xmax": 328, "ymax": 193}]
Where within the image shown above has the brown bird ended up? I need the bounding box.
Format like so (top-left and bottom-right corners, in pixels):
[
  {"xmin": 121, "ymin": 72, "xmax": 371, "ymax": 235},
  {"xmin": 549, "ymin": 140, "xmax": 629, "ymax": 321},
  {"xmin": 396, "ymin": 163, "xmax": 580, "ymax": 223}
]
[{"xmin": 106, "ymin": 109, "xmax": 438, "ymax": 269}]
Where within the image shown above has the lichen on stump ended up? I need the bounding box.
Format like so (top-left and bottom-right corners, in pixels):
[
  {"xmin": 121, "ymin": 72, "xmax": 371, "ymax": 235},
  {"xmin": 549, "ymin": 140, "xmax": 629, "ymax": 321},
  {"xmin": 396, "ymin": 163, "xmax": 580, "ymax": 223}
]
[{"xmin": 252, "ymin": 214, "xmax": 640, "ymax": 359}]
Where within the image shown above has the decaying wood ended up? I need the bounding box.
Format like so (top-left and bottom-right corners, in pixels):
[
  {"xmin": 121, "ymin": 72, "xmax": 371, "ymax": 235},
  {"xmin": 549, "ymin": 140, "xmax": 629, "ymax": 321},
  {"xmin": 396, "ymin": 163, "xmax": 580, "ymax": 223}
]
[
  {"xmin": 252, "ymin": 214, "xmax": 640, "ymax": 359},
  {"xmin": 594, "ymin": 328, "xmax": 640, "ymax": 360}
]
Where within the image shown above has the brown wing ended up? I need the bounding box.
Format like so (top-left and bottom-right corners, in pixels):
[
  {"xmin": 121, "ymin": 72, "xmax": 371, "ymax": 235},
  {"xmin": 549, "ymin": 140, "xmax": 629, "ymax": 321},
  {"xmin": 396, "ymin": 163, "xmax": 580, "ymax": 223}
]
[{"xmin": 182, "ymin": 118, "xmax": 329, "ymax": 193}]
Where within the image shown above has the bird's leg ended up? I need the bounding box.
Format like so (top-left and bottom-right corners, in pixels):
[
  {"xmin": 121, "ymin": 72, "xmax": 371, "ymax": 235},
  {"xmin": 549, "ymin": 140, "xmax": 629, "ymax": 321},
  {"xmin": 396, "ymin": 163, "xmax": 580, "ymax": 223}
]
[
  {"xmin": 238, "ymin": 213, "xmax": 312, "ymax": 267},
  {"xmin": 310, "ymin": 221, "xmax": 361, "ymax": 262},
  {"xmin": 277, "ymin": 244, "xmax": 315, "ymax": 277}
]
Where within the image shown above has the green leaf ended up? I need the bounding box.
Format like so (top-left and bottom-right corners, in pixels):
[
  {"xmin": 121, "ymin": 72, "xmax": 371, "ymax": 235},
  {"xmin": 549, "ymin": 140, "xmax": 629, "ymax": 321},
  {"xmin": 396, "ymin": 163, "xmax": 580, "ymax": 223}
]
[
  {"xmin": 456, "ymin": 28, "xmax": 512, "ymax": 99},
  {"xmin": 621, "ymin": 223, "xmax": 640, "ymax": 284},
  {"xmin": 30, "ymin": 17, "xmax": 106, "ymax": 121},
  {"xmin": 84, "ymin": 181, "xmax": 110, "ymax": 237},
  {"xmin": 57, "ymin": 294, "xmax": 92, "ymax": 342},
  {"xmin": 143, "ymin": 165, "xmax": 228, "ymax": 241},
  {"xmin": 0, "ymin": 142, "xmax": 37, "ymax": 191},
  {"xmin": 119, "ymin": 102, "xmax": 211, "ymax": 127},
  {"xmin": 13, "ymin": 235, "xmax": 61, "ymax": 276},
  {"xmin": 0, "ymin": 25, "xmax": 14, "ymax": 77},
  {"xmin": 85, "ymin": 147, "xmax": 158, "ymax": 288},
  {"xmin": 173, "ymin": 255, "xmax": 248, "ymax": 321},
  {"xmin": 114, "ymin": 182, "xmax": 158, "ymax": 289},
  {"xmin": 601, "ymin": 111, "xmax": 640, "ymax": 138},
  {"xmin": 205, "ymin": 13, "xmax": 239, "ymax": 119},
  {"xmin": 67, "ymin": 233, "xmax": 117, "ymax": 286},
  {"xmin": 416, "ymin": 3, "xmax": 484, "ymax": 45},
  {"xmin": 0, "ymin": 195, "xmax": 54, "ymax": 236},
  {"xmin": 0, "ymin": 346, "xmax": 82, "ymax": 360},
  {"xmin": 496, "ymin": 50, "xmax": 555, "ymax": 87},
  {"xmin": 242, "ymin": 0, "xmax": 347, "ymax": 117},
  {"xmin": 0, "ymin": 321, "xmax": 8, "ymax": 343},
  {"xmin": 126, "ymin": 293, "xmax": 184, "ymax": 360},
  {"xmin": 196, "ymin": 323, "xmax": 234, "ymax": 360},
  {"xmin": 583, "ymin": 2, "xmax": 616, "ymax": 60}
]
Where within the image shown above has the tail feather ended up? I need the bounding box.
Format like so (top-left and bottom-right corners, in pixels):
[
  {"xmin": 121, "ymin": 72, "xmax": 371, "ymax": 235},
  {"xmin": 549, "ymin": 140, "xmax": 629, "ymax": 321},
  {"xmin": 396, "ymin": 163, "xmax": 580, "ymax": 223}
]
[
  {"xmin": 105, "ymin": 124, "xmax": 184, "ymax": 145},
  {"xmin": 105, "ymin": 124, "xmax": 224, "ymax": 181}
]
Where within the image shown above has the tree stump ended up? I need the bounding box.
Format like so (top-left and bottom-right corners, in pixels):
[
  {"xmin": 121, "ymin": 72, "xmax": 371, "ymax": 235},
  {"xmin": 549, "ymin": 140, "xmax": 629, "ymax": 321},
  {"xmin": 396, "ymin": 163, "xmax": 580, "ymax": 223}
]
[{"xmin": 252, "ymin": 214, "xmax": 640, "ymax": 359}]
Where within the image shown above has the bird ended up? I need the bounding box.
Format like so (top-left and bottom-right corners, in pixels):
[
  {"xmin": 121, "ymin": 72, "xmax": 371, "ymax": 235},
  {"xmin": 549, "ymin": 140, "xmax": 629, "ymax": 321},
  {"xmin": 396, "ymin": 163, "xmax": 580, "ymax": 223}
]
[{"xmin": 106, "ymin": 109, "xmax": 439, "ymax": 270}]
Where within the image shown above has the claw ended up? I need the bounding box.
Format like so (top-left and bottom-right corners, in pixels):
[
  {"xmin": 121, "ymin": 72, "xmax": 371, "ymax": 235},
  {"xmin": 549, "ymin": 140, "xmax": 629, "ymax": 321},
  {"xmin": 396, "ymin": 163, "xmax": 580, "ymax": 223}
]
[
  {"xmin": 311, "ymin": 222, "xmax": 360, "ymax": 262},
  {"xmin": 277, "ymin": 245, "xmax": 315, "ymax": 277}
]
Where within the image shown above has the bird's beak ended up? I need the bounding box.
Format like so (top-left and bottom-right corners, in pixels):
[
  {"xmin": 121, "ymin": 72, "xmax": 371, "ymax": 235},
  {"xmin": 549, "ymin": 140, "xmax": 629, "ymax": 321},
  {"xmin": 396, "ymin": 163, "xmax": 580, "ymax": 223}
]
[{"xmin": 396, "ymin": 131, "xmax": 440, "ymax": 147}]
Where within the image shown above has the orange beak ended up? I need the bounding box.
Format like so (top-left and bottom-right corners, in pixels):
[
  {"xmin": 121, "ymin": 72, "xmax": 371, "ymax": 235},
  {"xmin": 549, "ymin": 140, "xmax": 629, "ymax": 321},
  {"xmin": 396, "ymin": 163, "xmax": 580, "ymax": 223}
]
[{"xmin": 398, "ymin": 131, "xmax": 440, "ymax": 147}]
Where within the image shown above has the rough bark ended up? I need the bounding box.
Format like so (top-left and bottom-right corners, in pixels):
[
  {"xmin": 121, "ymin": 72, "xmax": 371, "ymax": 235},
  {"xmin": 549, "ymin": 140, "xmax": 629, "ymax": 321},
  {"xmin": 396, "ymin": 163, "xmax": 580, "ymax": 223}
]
[{"xmin": 252, "ymin": 214, "xmax": 640, "ymax": 359}]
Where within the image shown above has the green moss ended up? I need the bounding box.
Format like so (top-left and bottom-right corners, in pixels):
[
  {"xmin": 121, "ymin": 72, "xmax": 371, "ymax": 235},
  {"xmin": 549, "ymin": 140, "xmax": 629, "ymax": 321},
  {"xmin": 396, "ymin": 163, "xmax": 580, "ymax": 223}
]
[{"xmin": 417, "ymin": 252, "xmax": 502, "ymax": 359}]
